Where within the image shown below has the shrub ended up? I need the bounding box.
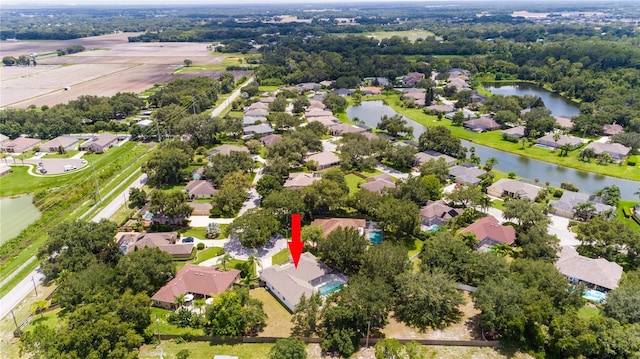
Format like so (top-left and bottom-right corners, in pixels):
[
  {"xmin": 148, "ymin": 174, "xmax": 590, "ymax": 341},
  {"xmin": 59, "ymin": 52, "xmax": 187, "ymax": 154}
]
[
  {"xmin": 196, "ymin": 243, "xmax": 205, "ymax": 250},
  {"xmin": 508, "ymin": 171, "xmax": 517, "ymax": 179},
  {"xmin": 553, "ymin": 189, "xmax": 564, "ymax": 198},
  {"xmin": 627, "ymin": 160, "xmax": 636, "ymax": 166},
  {"xmin": 560, "ymin": 181, "xmax": 579, "ymax": 192}
]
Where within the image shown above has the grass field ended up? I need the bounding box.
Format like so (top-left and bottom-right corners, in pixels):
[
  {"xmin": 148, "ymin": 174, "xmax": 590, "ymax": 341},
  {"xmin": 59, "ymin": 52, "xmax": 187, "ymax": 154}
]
[
  {"xmin": 250, "ymin": 288, "xmax": 294, "ymax": 336},
  {"xmin": 182, "ymin": 227, "xmax": 207, "ymax": 239},
  {"xmin": 150, "ymin": 307, "xmax": 205, "ymax": 336},
  {"xmin": 193, "ymin": 247, "xmax": 225, "ymax": 264},
  {"xmin": 617, "ymin": 200, "xmax": 640, "ymax": 229},
  {"xmin": 375, "ymin": 95, "xmax": 640, "ymax": 181},
  {"xmin": 345, "ymin": 173, "xmax": 366, "ymax": 194},
  {"xmin": 139, "ymin": 342, "xmax": 273, "ymax": 359},
  {"xmin": 577, "ymin": 305, "xmax": 602, "ymax": 319},
  {"xmin": 270, "ymin": 248, "xmax": 291, "ymax": 266}
]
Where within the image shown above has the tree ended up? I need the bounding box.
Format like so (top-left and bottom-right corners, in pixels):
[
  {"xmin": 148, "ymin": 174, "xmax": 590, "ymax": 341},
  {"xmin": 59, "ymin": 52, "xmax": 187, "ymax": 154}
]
[
  {"xmin": 148, "ymin": 189, "xmax": 192, "ymax": 224},
  {"xmin": 220, "ymin": 253, "xmax": 233, "ymax": 271},
  {"xmin": 262, "ymin": 189, "xmax": 307, "ymax": 225},
  {"xmin": 322, "ymin": 92, "xmax": 347, "ymax": 112},
  {"xmin": 375, "ymin": 196, "xmax": 420, "ymax": 240},
  {"xmin": 269, "ymin": 95, "xmax": 288, "ymax": 112},
  {"xmin": 374, "ymin": 338, "xmax": 403, "ymax": 359},
  {"xmin": 227, "ymin": 208, "xmax": 281, "ymax": 248},
  {"xmin": 483, "ymin": 157, "xmax": 498, "ymax": 172},
  {"xmin": 301, "ymin": 178, "xmax": 348, "ymax": 215},
  {"xmin": 291, "ymin": 292, "xmax": 322, "ymax": 337},
  {"xmin": 446, "ymin": 184, "xmax": 486, "ymax": 208},
  {"xmin": 183, "ymin": 59, "xmax": 192, "ymax": 67},
  {"xmin": 256, "ymin": 174, "xmax": 283, "ymax": 198},
  {"xmin": 384, "ymin": 144, "xmax": 417, "ymax": 170},
  {"xmin": 392, "ymin": 175, "xmax": 441, "ymax": 205},
  {"xmin": 211, "ymin": 172, "xmax": 251, "ymax": 216},
  {"xmin": 377, "ymin": 114, "xmax": 413, "ymax": 138},
  {"xmin": 574, "ymin": 216, "xmax": 638, "ymax": 265},
  {"xmin": 595, "ymin": 184, "xmax": 621, "ymax": 207},
  {"xmin": 269, "ymin": 112, "xmax": 300, "ymax": 131},
  {"xmin": 360, "ymin": 242, "xmax": 410, "ymax": 288},
  {"xmin": 204, "ymin": 151, "xmax": 255, "ymax": 187},
  {"xmin": 338, "ymin": 133, "xmax": 384, "ymax": 170},
  {"xmin": 451, "ymin": 110, "xmax": 465, "ymax": 126},
  {"xmin": 418, "ymin": 126, "xmax": 466, "ymax": 158},
  {"xmin": 270, "ymin": 337, "xmax": 307, "ymax": 359},
  {"xmin": 572, "ymin": 201, "xmax": 597, "ymax": 221},
  {"xmin": 38, "ymin": 220, "xmax": 120, "ymax": 283},
  {"xmin": 419, "ymin": 158, "xmax": 449, "ymax": 184},
  {"xmin": 395, "ymin": 269, "xmax": 465, "ymax": 330},
  {"xmin": 128, "ymin": 187, "xmax": 147, "ymax": 209},
  {"xmin": 301, "ymin": 225, "xmax": 324, "ymax": 251},
  {"xmin": 292, "ymin": 95, "xmax": 310, "ymax": 114},
  {"xmin": 143, "ymin": 140, "xmax": 193, "ymax": 187},
  {"xmin": 603, "ymin": 271, "xmax": 640, "ymax": 324},
  {"xmin": 116, "ymin": 247, "xmax": 176, "ymax": 296},
  {"xmin": 204, "ymin": 288, "xmax": 266, "ymax": 337},
  {"xmin": 317, "ymin": 227, "xmax": 368, "ymax": 276}
]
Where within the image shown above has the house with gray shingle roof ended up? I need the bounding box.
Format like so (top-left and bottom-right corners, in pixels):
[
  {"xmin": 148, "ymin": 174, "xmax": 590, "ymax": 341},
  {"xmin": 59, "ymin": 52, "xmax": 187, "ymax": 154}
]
[
  {"xmin": 548, "ymin": 191, "xmax": 613, "ymax": 218},
  {"xmin": 536, "ymin": 134, "xmax": 583, "ymax": 149},
  {"xmin": 1, "ymin": 137, "xmax": 41, "ymax": 153},
  {"xmin": 448, "ymin": 164, "xmax": 487, "ymax": 185},
  {"xmin": 41, "ymin": 136, "xmax": 79, "ymax": 152},
  {"xmin": 501, "ymin": 126, "xmax": 526, "ymax": 139},
  {"xmin": 487, "ymin": 179, "xmax": 543, "ymax": 201},
  {"xmin": 260, "ymin": 252, "xmax": 347, "ymax": 311},
  {"xmin": 185, "ymin": 180, "xmax": 217, "ymax": 199},
  {"xmin": 80, "ymin": 133, "xmax": 118, "ymax": 153},
  {"xmin": 243, "ymin": 123, "xmax": 274, "ymax": 137},
  {"xmin": 306, "ymin": 151, "xmax": 340, "ymax": 170},
  {"xmin": 556, "ymin": 246, "xmax": 622, "ymax": 292},
  {"xmin": 208, "ymin": 144, "xmax": 250, "ymax": 157},
  {"xmin": 583, "ymin": 142, "xmax": 631, "ymax": 161}
]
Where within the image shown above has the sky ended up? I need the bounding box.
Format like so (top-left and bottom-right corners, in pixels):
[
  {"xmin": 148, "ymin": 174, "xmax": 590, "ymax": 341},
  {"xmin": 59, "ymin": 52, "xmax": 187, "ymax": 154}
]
[{"xmin": 1, "ymin": 0, "xmax": 461, "ymax": 5}]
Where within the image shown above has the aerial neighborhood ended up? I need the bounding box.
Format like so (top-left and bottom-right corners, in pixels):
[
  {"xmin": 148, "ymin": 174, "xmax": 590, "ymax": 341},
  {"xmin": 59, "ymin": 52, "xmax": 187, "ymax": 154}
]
[{"xmin": 1, "ymin": 2, "xmax": 640, "ymax": 359}]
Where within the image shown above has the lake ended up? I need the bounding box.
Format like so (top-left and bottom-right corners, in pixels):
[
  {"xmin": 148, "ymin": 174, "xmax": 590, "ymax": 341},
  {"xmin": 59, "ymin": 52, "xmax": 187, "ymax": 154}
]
[
  {"xmin": 483, "ymin": 82, "xmax": 580, "ymax": 118},
  {"xmin": 347, "ymin": 101, "xmax": 639, "ymax": 199},
  {"xmin": 0, "ymin": 195, "xmax": 41, "ymax": 245}
]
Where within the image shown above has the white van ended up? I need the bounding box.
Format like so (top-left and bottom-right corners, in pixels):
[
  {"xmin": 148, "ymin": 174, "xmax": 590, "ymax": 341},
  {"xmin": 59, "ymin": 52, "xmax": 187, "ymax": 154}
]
[{"xmin": 64, "ymin": 165, "xmax": 77, "ymax": 172}]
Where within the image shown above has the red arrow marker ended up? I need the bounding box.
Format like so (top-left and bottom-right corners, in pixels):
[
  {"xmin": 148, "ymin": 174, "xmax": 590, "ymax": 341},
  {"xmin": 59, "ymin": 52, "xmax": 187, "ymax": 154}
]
[{"xmin": 288, "ymin": 213, "xmax": 303, "ymax": 268}]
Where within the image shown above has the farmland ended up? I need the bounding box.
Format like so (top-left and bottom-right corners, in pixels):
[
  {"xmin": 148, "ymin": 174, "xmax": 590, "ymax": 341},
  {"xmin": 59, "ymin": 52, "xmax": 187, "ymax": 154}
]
[{"xmin": 0, "ymin": 32, "xmax": 234, "ymax": 108}]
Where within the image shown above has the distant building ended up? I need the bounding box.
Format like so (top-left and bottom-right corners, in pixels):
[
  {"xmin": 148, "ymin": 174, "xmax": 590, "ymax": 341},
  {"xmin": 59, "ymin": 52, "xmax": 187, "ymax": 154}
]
[
  {"xmin": 115, "ymin": 232, "xmax": 194, "ymax": 259},
  {"xmin": 80, "ymin": 133, "xmax": 118, "ymax": 153},
  {"xmin": 305, "ymin": 151, "xmax": 340, "ymax": 170},
  {"xmin": 152, "ymin": 264, "xmax": 240, "ymax": 309},
  {"xmin": 583, "ymin": 142, "xmax": 631, "ymax": 161},
  {"xmin": 554, "ymin": 116, "xmax": 574, "ymax": 129},
  {"xmin": 487, "ymin": 179, "xmax": 543, "ymax": 201},
  {"xmin": 360, "ymin": 174, "xmax": 396, "ymax": 193},
  {"xmin": 361, "ymin": 86, "xmax": 382, "ymax": 96},
  {"xmin": 602, "ymin": 123, "xmax": 624, "ymax": 136},
  {"xmin": 260, "ymin": 134, "xmax": 282, "ymax": 147},
  {"xmin": 327, "ymin": 123, "xmax": 367, "ymax": 136},
  {"xmin": 185, "ymin": 180, "xmax": 217, "ymax": 199},
  {"xmin": 461, "ymin": 216, "xmax": 516, "ymax": 247},
  {"xmin": 548, "ymin": 191, "xmax": 613, "ymax": 218},
  {"xmin": 1, "ymin": 137, "xmax": 40, "ymax": 153},
  {"xmin": 414, "ymin": 150, "xmax": 457, "ymax": 167},
  {"xmin": 448, "ymin": 164, "xmax": 487, "ymax": 185},
  {"xmin": 40, "ymin": 136, "xmax": 79, "ymax": 153},
  {"xmin": 283, "ymin": 172, "xmax": 322, "ymax": 189},
  {"xmin": 402, "ymin": 72, "xmax": 424, "ymax": 87},
  {"xmin": 419, "ymin": 200, "xmax": 463, "ymax": 227},
  {"xmin": 311, "ymin": 217, "xmax": 366, "ymax": 237},
  {"xmin": 501, "ymin": 126, "xmax": 527, "ymax": 139},
  {"xmin": 208, "ymin": 144, "xmax": 250, "ymax": 157},
  {"xmin": 463, "ymin": 117, "xmax": 501, "ymax": 132},
  {"xmin": 536, "ymin": 134, "xmax": 583, "ymax": 149},
  {"xmin": 243, "ymin": 123, "xmax": 274, "ymax": 137}
]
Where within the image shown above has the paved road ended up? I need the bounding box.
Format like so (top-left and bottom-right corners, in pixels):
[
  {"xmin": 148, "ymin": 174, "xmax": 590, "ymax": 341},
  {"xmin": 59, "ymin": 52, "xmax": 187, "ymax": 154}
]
[
  {"xmin": 210, "ymin": 77, "xmax": 254, "ymax": 118},
  {"xmin": 1, "ymin": 173, "xmax": 147, "ymax": 320}
]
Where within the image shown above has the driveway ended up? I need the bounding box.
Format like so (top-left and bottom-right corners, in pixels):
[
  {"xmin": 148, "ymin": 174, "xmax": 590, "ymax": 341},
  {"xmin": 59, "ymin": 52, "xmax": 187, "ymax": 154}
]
[
  {"xmin": 375, "ymin": 164, "xmax": 410, "ymax": 180},
  {"xmin": 188, "ymin": 216, "xmax": 234, "ymax": 227},
  {"xmin": 24, "ymin": 158, "xmax": 88, "ymax": 175}
]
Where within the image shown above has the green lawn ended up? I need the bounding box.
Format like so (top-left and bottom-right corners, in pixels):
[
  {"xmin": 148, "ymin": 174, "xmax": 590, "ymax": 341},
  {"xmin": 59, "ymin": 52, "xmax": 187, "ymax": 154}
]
[
  {"xmin": 250, "ymin": 288, "xmax": 293, "ymax": 335},
  {"xmin": 577, "ymin": 306, "xmax": 602, "ymax": 319},
  {"xmin": 216, "ymin": 259, "xmax": 246, "ymax": 272},
  {"xmin": 139, "ymin": 342, "xmax": 273, "ymax": 359},
  {"xmin": 149, "ymin": 307, "xmax": 205, "ymax": 336},
  {"xmin": 25, "ymin": 307, "xmax": 63, "ymax": 330},
  {"xmin": 182, "ymin": 227, "xmax": 207, "ymax": 239},
  {"xmin": 345, "ymin": 173, "xmax": 365, "ymax": 194},
  {"xmin": 270, "ymin": 248, "xmax": 291, "ymax": 266},
  {"xmin": 193, "ymin": 247, "xmax": 225, "ymax": 264},
  {"xmin": 403, "ymin": 236, "xmax": 424, "ymax": 258},
  {"xmin": 617, "ymin": 200, "xmax": 640, "ymax": 229},
  {"xmin": 258, "ymin": 86, "xmax": 280, "ymax": 92},
  {"xmin": 44, "ymin": 150, "xmax": 80, "ymax": 159},
  {"xmin": 374, "ymin": 95, "xmax": 640, "ymax": 181}
]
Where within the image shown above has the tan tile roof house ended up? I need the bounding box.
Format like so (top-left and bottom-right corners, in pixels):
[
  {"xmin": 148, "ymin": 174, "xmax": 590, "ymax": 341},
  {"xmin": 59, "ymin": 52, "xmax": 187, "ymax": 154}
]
[
  {"xmin": 449, "ymin": 164, "xmax": 486, "ymax": 185},
  {"xmin": 116, "ymin": 231, "xmax": 194, "ymax": 259},
  {"xmin": 536, "ymin": 134, "xmax": 583, "ymax": 149},
  {"xmin": 328, "ymin": 124, "xmax": 367, "ymax": 136},
  {"xmin": 419, "ymin": 200, "xmax": 463, "ymax": 227},
  {"xmin": 185, "ymin": 180, "xmax": 217, "ymax": 199},
  {"xmin": 41, "ymin": 136, "xmax": 79, "ymax": 152},
  {"xmin": 307, "ymin": 115, "xmax": 340, "ymax": 127},
  {"xmin": 152, "ymin": 264, "xmax": 240, "ymax": 309},
  {"xmin": 414, "ymin": 150, "xmax": 457, "ymax": 167},
  {"xmin": 461, "ymin": 216, "xmax": 516, "ymax": 246},
  {"xmin": 260, "ymin": 134, "xmax": 282, "ymax": 146},
  {"xmin": 555, "ymin": 246, "xmax": 622, "ymax": 291},
  {"xmin": 361, "ymin": 86, "xmax": 382, "ymax": 95},
  {"xmin": 360, "ymin": 174, "xmax": 396, "ymax": 193},
  {"xmin": 311, "ymin": 217, "xmax": 366, "ymax": 237},
  {"xmin": 80, "ymin": 133, "xmax": 118, "ymax": 153},
  {"xmin": 602, "ymin": 123, "xmax": 624, "ymax": 136},
  {"xmin": 487, "ymin": 179, "xmax": 543, "ymax": 201},
  {"xmin": 554, "ymin": 116, "xmax": 574, "ymax": 129},
  {"xmin": 583, "ymin": 142, "xmax": 631, "ymax": 161},
  {"xmin": 305, "ymin": 151, "xmax": 340, "ymax": 170},
  {"xmin": 208, "ymin": 144, "xmax": 250, "ymax": 157},
  {"xmin": 0, "ymin": 134, "xmax": 9, "ymax": 145},
  {"xmin": 501, "ymin": 126, "xmax": 527, "ymax": 139},
  {"xmin": 305, "ymin": 108, "xmax": 335, "ymax": 118},
  {"xmin": 463, "ymin": 117, "xmax": 502, "ymax": 132},
  {"xmin": 1, "ymin": 137, "xmax": 40, "ymax": 153},
  {"xmin": 283, "ymin": 172, "xmax": 322, "ymax": 189},
  {"xmin": 259, "ymin": 252, "xmax": 348, "ymax": 311}
]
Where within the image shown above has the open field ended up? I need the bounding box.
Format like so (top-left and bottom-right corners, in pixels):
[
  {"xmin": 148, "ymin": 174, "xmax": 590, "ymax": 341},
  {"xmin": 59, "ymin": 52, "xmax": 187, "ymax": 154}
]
[{"xmin": 0, "ymin": 33, "xmax": 240, "ymax": 108}]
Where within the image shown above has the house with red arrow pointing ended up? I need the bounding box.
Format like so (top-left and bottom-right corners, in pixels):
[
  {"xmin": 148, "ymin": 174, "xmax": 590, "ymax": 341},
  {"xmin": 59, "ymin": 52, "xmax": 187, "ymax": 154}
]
[{"xmin": 259, "ymin": 252, "xmax": 348, "ymax": 312}]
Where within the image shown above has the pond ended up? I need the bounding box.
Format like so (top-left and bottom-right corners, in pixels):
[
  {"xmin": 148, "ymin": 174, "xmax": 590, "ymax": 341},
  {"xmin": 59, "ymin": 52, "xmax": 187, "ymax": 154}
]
[
  {"xmin": 347, "ymin": 101, "xmax": 639, "ymax": 199},
  {"xmin": 0, "ymin": 195, "xmax": 41, "ymax": 245},
  {"xmin": 483, "ymin": 82, "xmax": 580, "ymax": 118}
]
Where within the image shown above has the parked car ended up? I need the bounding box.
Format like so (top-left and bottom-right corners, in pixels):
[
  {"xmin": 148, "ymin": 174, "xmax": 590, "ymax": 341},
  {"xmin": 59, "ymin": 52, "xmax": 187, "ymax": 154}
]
[
  {"xmin": 64, "ymin": 165, "xmax": 77, "ymax": 172},
  {"xmin": 182, "ymin": 237, "xmax": 194, "ymax": 243},
  {"xmin": 80, "ymin": 159, "xmax": 87, "ymax": 165}
]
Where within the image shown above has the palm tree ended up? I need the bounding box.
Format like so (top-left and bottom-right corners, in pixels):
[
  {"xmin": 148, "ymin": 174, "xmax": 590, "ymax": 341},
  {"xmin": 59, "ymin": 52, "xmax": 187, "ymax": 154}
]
[
  {"xmin": 174, "ymin": 293, "xmax": 186, "ymax": 309},
  {"xmin": 552, "ymin": 132, "xmax": 561, "ymax": 151},
  {"xmin": 483, "ymin": 157, "xmax": 498, "ymax": 172},
  {"xmin": 219, "ymin": 253, "xmax": 233, "ymax": 271},
  {"xmin": 245, "ymin": 254, "xmax": 262, "ymax": 278},
  {"xmin": 491, "ymin": 243, "xmax": 514, "ymax": 258}
]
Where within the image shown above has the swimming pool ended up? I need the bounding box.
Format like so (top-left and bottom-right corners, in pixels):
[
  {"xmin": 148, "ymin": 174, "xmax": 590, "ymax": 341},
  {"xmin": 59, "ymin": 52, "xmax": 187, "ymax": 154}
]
[
  {"xmin": 533, "ymin": 143, "xmax": 555, "ymax": 150},
  {"xmin": 368, "ymin": 231, "xmax": 383, "ymax": 244},
  {"xmin": 144, "ymin": 212, "xmax": 154, "ymax": 220},
  {"xmin": 583, "ymin": 289, "xmax": 607, "ymax": 303},
  {"xmin": 427, "ymin": 225, "xmax": 440, "ymax": 233},
  {"xmin": 318, "ymin": 281, "xmax": 344, "ymax": 296}
]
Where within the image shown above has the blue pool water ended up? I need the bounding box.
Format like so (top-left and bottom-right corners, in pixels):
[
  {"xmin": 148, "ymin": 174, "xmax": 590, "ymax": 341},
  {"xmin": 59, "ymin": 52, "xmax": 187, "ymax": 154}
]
[
  {"xmin": 427, "ymin": 225, "xmax": 440, "ymax": 233},
  {"xmin": 533, "ymin": 143, "xmax": 555, "ymax": 150},
  {"xmin": 319, "ymin": 281, "xmax": 344, "ymax": 296},
  {"xmin": 368, "ymin": 231, "xmax": 383, "ymax": 244},
  {"xmin": 583, "ymin": 289, "xmax": 607, "ymax": 303},
  {"xmin": 144, "ymin": 212, "xmax": 154, "ymax": 220}
]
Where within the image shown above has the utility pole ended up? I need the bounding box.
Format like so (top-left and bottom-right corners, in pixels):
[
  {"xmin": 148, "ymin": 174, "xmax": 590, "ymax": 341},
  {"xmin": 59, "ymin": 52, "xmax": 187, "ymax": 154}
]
[
  {"xmin": 31, "ymin": 276, "xmax": 38, "ymax": 297},
  {"xmin": 91, "ymin": 160, "xmax": 102, "ymax": 204},
  {"xmin": 365, "ymin": 319, "xmax": 371, "ymax": 348}
]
